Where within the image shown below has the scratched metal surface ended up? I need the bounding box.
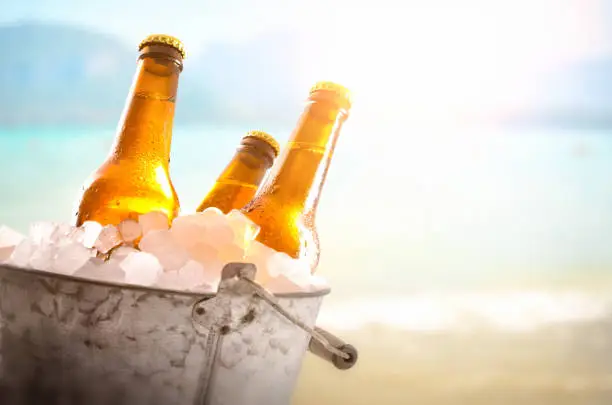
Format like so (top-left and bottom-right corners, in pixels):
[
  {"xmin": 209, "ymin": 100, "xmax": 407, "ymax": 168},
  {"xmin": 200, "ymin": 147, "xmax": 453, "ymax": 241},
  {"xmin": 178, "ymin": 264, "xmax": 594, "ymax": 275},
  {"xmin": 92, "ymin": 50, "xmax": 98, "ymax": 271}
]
[{"xmin": 0, "ymin": 264, "xmax": 328, "ymax": 405}]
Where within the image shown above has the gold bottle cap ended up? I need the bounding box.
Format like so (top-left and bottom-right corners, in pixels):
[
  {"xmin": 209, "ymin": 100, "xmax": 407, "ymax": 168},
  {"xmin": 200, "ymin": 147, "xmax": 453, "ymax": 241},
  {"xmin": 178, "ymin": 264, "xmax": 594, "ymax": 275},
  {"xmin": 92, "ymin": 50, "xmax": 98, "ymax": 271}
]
[
  {"xmin": 309, "ymin": 81, "xmax": 352, "ymax": 108},
  {"xmin": 243, "ymin": 130, "xmax": 280, "ymax": 157},
  {"xmin": 138, "ymin": 34, "xmax": 186, "ymax": 59}
]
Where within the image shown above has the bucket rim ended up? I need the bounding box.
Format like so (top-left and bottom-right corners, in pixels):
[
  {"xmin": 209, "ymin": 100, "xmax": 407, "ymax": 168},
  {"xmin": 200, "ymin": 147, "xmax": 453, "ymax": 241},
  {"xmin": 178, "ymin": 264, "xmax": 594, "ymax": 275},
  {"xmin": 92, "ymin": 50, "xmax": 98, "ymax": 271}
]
[{"xmin": 0, "ymin": 263, "xmax": 331, "ymax": 298}]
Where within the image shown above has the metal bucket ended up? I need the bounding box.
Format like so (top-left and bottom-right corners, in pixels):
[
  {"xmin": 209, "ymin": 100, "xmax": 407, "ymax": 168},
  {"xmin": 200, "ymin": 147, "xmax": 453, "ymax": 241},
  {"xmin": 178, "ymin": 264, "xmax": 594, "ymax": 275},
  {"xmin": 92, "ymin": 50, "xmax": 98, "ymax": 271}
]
[{"xmin": 0, "ymin": 262, "xmax": 357, "ymax": 405}]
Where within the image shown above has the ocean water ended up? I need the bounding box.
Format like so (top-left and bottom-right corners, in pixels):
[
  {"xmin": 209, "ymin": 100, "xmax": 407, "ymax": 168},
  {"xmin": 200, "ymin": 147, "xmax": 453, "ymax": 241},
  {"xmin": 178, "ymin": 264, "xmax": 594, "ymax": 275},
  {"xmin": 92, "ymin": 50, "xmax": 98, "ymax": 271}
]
[
  {"xmin": 2, "ymin": 124, "xmax": 612, "ymax": 403},
  {"xmin": 1, "ymin": 124, "xmax": 612, "ymax": 288}
]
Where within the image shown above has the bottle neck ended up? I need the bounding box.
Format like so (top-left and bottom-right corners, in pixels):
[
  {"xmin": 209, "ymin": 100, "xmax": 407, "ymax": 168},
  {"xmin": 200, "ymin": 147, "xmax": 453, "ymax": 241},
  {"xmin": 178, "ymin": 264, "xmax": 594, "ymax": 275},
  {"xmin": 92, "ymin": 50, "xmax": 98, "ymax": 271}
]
[
  {"xmin": 258, "ymin": 97, "xmax": 348, "ymax": 214},
  {"xmin": 217, "ymin": 143, "xmax": 274, "ymax": 187},
  {"xmin": 110, "ymin": 47, "xmax": 182, "ymax": 164}
]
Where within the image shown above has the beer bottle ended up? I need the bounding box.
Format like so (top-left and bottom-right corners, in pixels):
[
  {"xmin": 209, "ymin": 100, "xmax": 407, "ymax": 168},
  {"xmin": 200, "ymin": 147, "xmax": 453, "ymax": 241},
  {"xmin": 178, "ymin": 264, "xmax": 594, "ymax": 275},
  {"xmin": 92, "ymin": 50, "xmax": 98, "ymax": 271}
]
[
  {"xmin": 196, "ymin": 130, "xmax": 280, "ymax": 214},
  {"xmin": 242, "ymin": 82, "xmax": 351, "ymax": 272},
  {"xmin": 73, "ymin": 34, "xmax": 185, "ymax": 227}
]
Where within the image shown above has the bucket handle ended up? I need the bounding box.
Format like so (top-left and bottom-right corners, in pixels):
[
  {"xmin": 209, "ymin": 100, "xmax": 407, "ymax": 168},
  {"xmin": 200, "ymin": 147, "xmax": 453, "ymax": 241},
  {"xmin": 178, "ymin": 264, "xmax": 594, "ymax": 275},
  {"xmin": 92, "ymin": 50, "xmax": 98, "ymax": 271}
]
[
  {"xmin": 193, "ymin": 262, "xmax": 358, "ymax": 370},
  {"xmin": 307, "ymin": 326, "xmax": 358, "ymax": 370},
  {"xmin": 238, "ymin": 276, "xmax": 358, "ymax": 370}
]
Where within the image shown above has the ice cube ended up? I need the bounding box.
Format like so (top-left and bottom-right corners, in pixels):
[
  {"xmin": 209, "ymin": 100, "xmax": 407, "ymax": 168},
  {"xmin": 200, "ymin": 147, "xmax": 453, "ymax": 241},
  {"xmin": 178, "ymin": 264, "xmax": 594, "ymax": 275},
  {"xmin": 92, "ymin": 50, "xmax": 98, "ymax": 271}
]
[
  {"xmin": 182, "ymin": 212, "xmax": 216, "ymax": 228},
  {"xmin": 266, "ymin": 273, "xmax": 324, "ymax": 293},
  {"xmin": 7, "ymin": 240, "xmax": 34, "ymax": 268},
  {"xmin": 187, "ymin": 242, "xmax": 222, "ymax": 269},
  {"xmin": 243, "ymin": 241, "xmax": 276, "ymax": 284},
  {"xmin": 74, "ymin": 258, "xmax": 126, "ymax": 283},
  {"xmin": 80, "ymin": 221, "xmax": 103, "ymax": 248},
  {"xmin": 52, "ymin": 242, "xmax": 94, "ymax": 275},
  {"xmin": 138, "ymin": 211, "xmax": 170, "ymax": 235},
  {"xmin": 0, "ymin": 226, "xmax": 24, "ymax": 261},
  {"xmin": 139, "ymin": 229, "xmax": 189, "ymax": 271},
  {"xmin": 94, "ymin": 225, "xmax": 122, "ymax": 254},
  {"xmin": 0, "ymin": 225, "xmax": 25, "ymax": 248},
  {"xmin": 266, "ymin": 252, "xmax": 311, "ymax": 287},
  {"xmin": 29, "ymin": 222, "xmax": 58, "ymax": 246},
  {"xmin": 117, "ymin": 219, "xmax": 142, "ymax": 244},
  {"xmin": 197, "ymin": 207, "xmax": 225, "ymax": 223},
  {"xmin": 29, "ymin": 245, "xmax": 56, "ymax": 271},
  {"xmin": 177, "ymin": 260, "xmax": 212, "ymax": 290},
  {"xmin": 155, "ymin": 260, "xmax": 212, "ymax": 291},
  {"xmin": 64, "ymin": 226, "xmax": 85, "ymax": 245},
  {"xmin": 309, "ymin": 275, "xmax": 329, "ymax": 290},
  {"xmin": 26, "ymin": 222, "xmax": 59, "ymax": 270},
  {"xmin": 53, "ymin": 224, "xmax": 80, "ymax": 247},
  {"xmin": 155, "ymin": 270, "xmax": 184, "ymax": 290},
  {"xmin": 110, "ymin": 245, "xmax": 139, "ymax": 259},
  {"xmin": 0, "ymin": 246, "xmax": 14, "ymax": 262},
  {"xmin": 120, "ymin": 251, "xmax": 163, "ymax": 286},
  {"xmin": 266, "ymin": 275, "xmax": 305, "ymax": 293},
  {"xmin": 201, "ymin": 220, "xmax": 234, "ymax": 249},
  {"xmin": 48, "ymin": 223, "xmax": 78, "ymax": 247},
  {"xmin": 170, "ymin": 215, "xmax": 207, "ymax": 248},
  {"xmin": 216, "ymin": 243, "xmax": 245, "ymax": 263},
  {"xmin": 266, "ymin": 252, "xmax": 293, "ymax": 278},
  {"xmin": 184, "ymin": 244, "xmax": 223, "ymax": 285},
  {"xmin": 226, "ymin": 209, "xmax": 260, "ymax": 248},
  {"xmin": 199, "ymin": 262, "xmax": 222, "ymax": 289}
]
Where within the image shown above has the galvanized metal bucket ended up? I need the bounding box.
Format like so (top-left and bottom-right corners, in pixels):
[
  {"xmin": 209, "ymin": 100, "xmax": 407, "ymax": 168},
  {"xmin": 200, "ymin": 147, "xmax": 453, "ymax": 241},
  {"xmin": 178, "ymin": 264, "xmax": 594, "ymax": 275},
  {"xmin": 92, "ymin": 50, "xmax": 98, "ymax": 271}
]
[{"xmin": 0, "ymin": 262, "xmax": 357, "ymax": 405}]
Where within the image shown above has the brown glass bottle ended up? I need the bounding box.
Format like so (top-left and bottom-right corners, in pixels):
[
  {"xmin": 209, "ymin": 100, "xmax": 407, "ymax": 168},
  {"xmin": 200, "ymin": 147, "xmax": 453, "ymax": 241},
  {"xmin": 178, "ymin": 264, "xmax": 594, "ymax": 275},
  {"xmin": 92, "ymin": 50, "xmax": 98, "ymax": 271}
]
[
  {"xmin": 73, "ymin": 34, "xmax": 184, "ymax": 227},
  {"xmin": 196, "ymin": 130, "xmax": 280, "ymax": 214},
  {"xmin": 242, "ymin": 82, "xmax": 352, "ymax": 272}
]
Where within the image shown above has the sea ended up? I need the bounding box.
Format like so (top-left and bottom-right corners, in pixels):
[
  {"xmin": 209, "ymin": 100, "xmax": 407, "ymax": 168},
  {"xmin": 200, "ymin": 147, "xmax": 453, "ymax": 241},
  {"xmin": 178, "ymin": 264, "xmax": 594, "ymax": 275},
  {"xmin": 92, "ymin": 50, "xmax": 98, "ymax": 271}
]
[{"xmin": 2, "ymin": 124, "xmax": 612, "ymax": 404}]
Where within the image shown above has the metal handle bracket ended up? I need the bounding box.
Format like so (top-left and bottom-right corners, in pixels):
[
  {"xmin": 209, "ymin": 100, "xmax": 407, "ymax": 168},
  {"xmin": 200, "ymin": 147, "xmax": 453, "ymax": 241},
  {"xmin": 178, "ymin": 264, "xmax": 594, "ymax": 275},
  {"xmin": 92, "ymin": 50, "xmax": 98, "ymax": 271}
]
[{"xmin": 191, "ymin": 262, "xmax": 359, "ymax": 370}]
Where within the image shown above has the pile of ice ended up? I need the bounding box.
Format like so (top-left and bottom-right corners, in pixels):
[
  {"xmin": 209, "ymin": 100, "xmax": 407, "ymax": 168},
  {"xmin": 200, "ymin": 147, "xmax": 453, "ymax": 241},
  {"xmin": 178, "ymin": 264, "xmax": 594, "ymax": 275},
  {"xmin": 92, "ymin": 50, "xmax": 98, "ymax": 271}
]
[{"xmin": 0, "ymin": 208, "xmax": 326, "ymax": 294}]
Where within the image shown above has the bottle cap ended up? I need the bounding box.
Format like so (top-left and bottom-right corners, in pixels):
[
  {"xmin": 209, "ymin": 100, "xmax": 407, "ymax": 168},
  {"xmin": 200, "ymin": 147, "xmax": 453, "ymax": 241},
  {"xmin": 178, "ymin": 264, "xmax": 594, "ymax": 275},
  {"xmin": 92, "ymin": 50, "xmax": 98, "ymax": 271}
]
[
  {"xmin": 309, "ymin": 81, "xmax": 352, "ymax": 109},
  {"xmin": 243, "ymin": 130, "xmax": 280, "ymax": 157},
  {"xmin": 138, "ymin": 34, "xmax": 186, "ymax": 59}
]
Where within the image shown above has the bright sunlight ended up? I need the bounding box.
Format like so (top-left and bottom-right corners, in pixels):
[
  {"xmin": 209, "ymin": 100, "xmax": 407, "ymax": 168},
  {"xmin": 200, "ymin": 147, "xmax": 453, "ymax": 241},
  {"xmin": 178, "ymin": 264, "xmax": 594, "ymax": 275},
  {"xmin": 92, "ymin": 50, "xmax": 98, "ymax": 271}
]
[{"xmin": 288, "ymin": 0, "xmax": 606, "ymax": 125}]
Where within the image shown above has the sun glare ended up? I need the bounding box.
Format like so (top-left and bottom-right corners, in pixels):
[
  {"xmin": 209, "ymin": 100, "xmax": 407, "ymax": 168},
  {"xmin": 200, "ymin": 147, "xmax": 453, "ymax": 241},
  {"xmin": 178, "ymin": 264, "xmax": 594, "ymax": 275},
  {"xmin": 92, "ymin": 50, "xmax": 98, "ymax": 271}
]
[{"xmin": 292, "ymin": 1, "xmax": 605, "ymax": 125}]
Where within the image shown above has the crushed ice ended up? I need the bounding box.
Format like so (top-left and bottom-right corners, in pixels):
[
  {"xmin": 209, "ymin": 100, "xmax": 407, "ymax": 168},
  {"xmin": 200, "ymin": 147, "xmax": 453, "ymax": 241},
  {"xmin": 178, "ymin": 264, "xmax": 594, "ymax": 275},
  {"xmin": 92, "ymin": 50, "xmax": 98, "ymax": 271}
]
[{"xmin": 0, "ymin": 209, "xmax": 325, "ymax": 294}]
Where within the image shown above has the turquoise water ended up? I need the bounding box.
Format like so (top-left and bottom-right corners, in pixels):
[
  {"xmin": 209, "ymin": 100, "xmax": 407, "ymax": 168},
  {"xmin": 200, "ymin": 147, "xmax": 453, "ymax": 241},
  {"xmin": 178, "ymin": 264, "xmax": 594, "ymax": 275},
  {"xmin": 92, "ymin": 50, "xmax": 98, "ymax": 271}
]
[{"xmin": 1, "ymin": 124, "xmax": 612, "ymax": 298}]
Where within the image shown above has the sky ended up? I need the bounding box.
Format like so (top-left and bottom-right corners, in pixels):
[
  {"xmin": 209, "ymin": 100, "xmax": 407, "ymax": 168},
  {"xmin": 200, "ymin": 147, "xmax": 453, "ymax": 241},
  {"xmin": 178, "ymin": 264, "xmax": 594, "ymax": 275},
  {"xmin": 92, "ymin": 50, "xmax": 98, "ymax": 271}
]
[{"xmin": 2, "ymin": 0, "xmax": 611, "ymax": 123}]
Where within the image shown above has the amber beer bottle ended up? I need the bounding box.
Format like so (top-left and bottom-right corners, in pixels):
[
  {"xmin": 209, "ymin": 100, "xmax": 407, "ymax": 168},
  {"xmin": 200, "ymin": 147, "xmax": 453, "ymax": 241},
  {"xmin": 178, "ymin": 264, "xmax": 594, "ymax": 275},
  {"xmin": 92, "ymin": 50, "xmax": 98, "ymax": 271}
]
[
  {"xmin": 242, "ymin": 82, "xmax": 351, "ymax": 272},
  {"xmin": 73, "ymin": 34, "xmax": 185, "ymax": 227},
  {"xmin": 196, "ymin": 131, "xmax": 280, "ymax": 214}
]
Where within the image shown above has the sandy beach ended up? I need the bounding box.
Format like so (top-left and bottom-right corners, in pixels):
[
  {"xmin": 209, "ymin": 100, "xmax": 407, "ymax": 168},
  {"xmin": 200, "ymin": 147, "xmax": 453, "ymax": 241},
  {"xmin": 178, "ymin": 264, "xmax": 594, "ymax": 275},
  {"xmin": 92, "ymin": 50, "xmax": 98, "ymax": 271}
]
[{"xmin": 293, "ymin": 318, "xmax": 612, "ymax": 405}]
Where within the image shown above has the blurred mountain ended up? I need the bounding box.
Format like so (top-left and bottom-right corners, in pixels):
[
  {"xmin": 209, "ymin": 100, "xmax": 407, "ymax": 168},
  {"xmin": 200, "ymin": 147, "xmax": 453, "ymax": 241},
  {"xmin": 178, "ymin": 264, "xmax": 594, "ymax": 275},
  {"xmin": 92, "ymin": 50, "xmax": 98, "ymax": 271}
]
[
  {"xmin": 0, "ymin": 22, "xmax": 306, "ymax": 127},
  {"xmin": 0, "ymin": 23, "xmax": 133, "ymax": 126},
  {"xmin": 3, "ymin": 21, "xmax": 612, "ymax": 128}
]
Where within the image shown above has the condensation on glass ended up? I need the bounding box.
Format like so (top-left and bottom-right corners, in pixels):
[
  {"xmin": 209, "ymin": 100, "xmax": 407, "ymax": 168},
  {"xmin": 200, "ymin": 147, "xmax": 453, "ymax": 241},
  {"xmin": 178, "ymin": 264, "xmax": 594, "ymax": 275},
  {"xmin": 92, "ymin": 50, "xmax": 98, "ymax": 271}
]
[
  {"xmin": 73, "ymin": 34, "xmax": 185, "ymax": 227},
  {"xmin": 196, "ymin": 131, "xmax": 280, "ymax": 214},
  {"xmin": 242, "ymin": 82, "xmax": 352, "ymax": 272}
]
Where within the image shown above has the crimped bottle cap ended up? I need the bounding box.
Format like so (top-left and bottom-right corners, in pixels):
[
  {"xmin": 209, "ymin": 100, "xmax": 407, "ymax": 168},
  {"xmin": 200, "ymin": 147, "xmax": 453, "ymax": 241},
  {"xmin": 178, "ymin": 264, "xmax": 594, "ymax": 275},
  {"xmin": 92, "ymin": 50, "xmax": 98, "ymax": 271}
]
[
  {"xmin": 309, "ymin": 81, "xmax": 352, "ymax": 108},
  {"xmin": 243, "ymin": 130, "xmax": 280, "ymax": 157},
  {"xmin": 138, "ymin": 34, "xmax": 186, "ymax": 58}
]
